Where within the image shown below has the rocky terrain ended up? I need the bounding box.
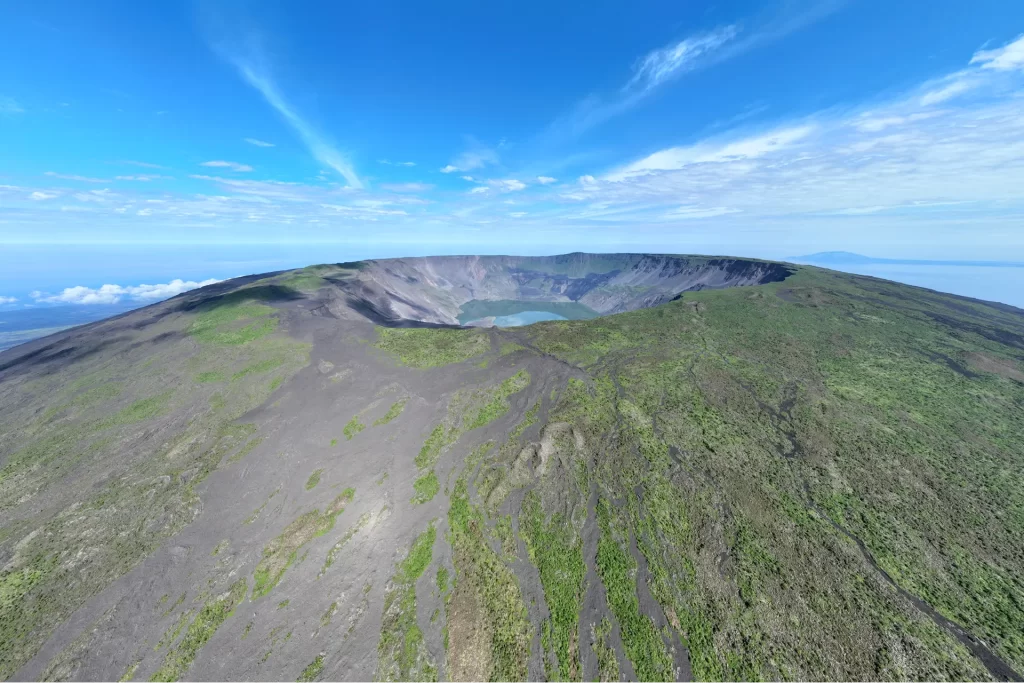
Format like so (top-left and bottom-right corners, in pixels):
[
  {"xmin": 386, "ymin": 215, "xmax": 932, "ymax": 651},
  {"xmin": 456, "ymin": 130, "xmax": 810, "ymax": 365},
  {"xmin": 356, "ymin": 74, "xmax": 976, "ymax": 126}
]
[{"xmin": 1, "ymin": 253, "xmax": 1023, "ymax": 682}]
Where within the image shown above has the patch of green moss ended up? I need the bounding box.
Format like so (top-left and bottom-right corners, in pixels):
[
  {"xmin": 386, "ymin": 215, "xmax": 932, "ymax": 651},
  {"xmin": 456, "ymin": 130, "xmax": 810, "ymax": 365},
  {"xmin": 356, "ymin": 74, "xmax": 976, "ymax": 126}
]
[
  {"xmin": 465, "ymin": 370, "xmax": 530, "ymax": 430},
  {"xmin": 447, "ymin": 478, "xmax": 531, "ymax": 680},
  {"xmin": 319, "ymin": 511, "xmax": 372, "ymax": 578},
  {"xmin": 252, "ymin": 489, "xmax": 355, "ymax": 598},
  {"xmin": 411, "ymin": 471, "xmax": 440, "ymax": 505},
  {"xmin": 231, "ymin": 356, "xmax": 287, "ymax": 381},
  {"xmin": 376, "ymin": 522, "xmax": 438, "ymax": 682},
  {"xmin": 343, "ymin": 416, "xmax": 364, "ymax": 440},
  {"xmin": 520, "ymin": 492, "xmax": 585, "ymax": 680},
  {"xmin": 375, "ymin": 327, "xmax": 489, "ymax": 368},
  {"xmin": 149, "ymin": 578, "xmax": 247, "ymax": 681},
  {"xmin": 305, "ymin": 469, "xmax": 323, "ymax": 490},
  {"xmin": 100, "ymin": 391, "xmax": 173, "ymax": 427},
  {"xmin": 188, "ymin": 299, "xmax": 278, "ymax": 346},
  {"xmin": 195, "ymin": 371, "xmax": 224, "ymax": 384},
  {"xmin": 595, "ymin": 498, "xmax": 672, "ymax": 682},
  {"xmin": 297, "ymin": 653, "xmax": 325, "ymax": 682},
  {"xmin": 374, "ymin": 398, "xmax": 408, "ymax": 426}
]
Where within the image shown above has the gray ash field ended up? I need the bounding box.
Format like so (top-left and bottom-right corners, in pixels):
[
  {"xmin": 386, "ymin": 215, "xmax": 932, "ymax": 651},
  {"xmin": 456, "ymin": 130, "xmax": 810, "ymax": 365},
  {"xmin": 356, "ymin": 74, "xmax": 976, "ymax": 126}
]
[{"xmin": 2, "ymin": 253, "xmax": 1023, "ymax": 682}]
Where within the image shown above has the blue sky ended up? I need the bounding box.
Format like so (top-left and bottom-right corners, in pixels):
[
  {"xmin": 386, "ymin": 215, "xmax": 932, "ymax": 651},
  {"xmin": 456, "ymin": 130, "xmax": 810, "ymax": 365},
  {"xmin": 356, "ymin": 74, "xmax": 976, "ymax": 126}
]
[{"xmin": 2, "ymin": 1, "xmax": 1024, "ymax": 306}]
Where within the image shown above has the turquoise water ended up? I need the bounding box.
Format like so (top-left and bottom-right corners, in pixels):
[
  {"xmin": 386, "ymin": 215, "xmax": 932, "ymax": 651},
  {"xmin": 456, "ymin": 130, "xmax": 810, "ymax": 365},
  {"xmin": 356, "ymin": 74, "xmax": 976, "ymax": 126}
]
[{"xmin": 492, "ymin": 310, "xmax": 567, "ymax": 326}]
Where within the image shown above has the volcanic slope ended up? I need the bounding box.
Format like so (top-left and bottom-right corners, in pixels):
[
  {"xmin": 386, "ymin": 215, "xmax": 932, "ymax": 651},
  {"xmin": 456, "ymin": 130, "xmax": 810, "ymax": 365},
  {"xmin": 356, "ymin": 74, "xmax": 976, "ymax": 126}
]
[{"xmin": 1, "ymin": 253, "xmax": 1023, "ymax": 682}]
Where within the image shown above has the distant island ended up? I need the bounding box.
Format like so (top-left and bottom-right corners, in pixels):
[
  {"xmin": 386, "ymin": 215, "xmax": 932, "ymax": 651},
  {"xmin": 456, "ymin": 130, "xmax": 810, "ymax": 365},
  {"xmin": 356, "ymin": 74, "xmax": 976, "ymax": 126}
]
[{"xmin": 790, "ymin": 251, "xmax": 1024, "ymax": 268}]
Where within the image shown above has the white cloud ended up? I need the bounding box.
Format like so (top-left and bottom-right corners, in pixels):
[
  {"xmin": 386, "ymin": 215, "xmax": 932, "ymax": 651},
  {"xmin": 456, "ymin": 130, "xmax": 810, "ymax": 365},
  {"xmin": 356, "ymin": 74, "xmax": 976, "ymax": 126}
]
[
  {"xmin": 29, "ymin": 191, "xmax": 59, "ymax": 201},
  {"xmin": 626, "ymin": 26, "xmax": 738, "ymax": 94},
  {"xmin": 607, "ymin": 125, "xmax": 815, "ymax": 180},
  {"xmin": 115, "ymin": 174, "xmax": 172, "ymax": 181},
  {"xmin": 0, "ymin": 96, "xmax": 24, "ymax": 114},
  {"xmin": 460, "ymin": 175, "xmax": 476, "ymax": 182},
  {"xmin": 245, "ymin": 137, "xmax": 275, "ymax": 147},
  {"xmin": 509, "ymin": 212, "xmax": 527, "ymax": 218},
  {"xmin": 854, "ymin": 112, "xmax": 939, "ymax": 132},
  {"xmin": 222, "ymin": 51, "xmax": 363, "ymax": 188},
  {"xmin": 469, "ymin": 186, "xmax": 489, "ymax": 194},
  {"xmin": 970, "ymin": 34, "xmax": 1024, "ymax": 71},
  {"xmin": 663, "ymin": 206, "xmax": 741, "ymax": 219},
  {"xmin": 201, "ymin": 160, "xmax": 253, "ymax": 172},
  {"xmin": 33, "ymin": 278, "xmax": 221, "ymax": 305},
  {"xmin": 920, "ymin": 79, "xmax": 976, "ymax": 106},
  {"xmin": 119, "ymin": 160, "xmax": 167, "ymax": 169},
  {"xmin": 536, "ymin": 176, "xmax": 557, "ymax": 185},
  {"xmin": 441, "ymin": 141, "xmax": 499, "ymax": 173},
  {"xmin": 379, "ymin": 182, "xmax": 434, "ymax": 192},
  {"xmin": 44, "ymin": 171, "xmax": 106, "ymax": 183},
  {"xmin": 379, "ymin": 159, "xmax": 416, "ymax": 166},
  {"xmin": 0, "ymin": 296, "xmax": 17, "ymax": 304},
  {"xmin": 487, "ymin": 179, "xmax": 527, "ymax": 192}
]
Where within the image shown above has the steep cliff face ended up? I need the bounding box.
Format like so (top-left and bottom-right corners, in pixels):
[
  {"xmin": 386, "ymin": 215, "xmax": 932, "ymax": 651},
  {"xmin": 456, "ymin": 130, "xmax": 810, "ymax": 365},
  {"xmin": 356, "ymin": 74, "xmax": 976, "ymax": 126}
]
[{"xmin": 320, "ymin": 253, "xmax": 794, "ymax": 325}]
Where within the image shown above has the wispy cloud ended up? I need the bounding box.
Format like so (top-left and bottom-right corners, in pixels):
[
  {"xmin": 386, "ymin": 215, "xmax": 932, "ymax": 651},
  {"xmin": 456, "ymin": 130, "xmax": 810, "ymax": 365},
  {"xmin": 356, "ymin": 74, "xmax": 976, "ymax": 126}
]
[
  {"xmin": 215, "ymin": 40, "xmax": 363, "ymax": 188},
  {"xmin": 201, "ymin": 160, "xmax": 253, "ymax": 172},
  {"xmin": 625, "ymin": 26, "xmax": 738, "ymax": 95},
  {"xmin": 379, "ymin": 182, "xmax": 434, "ymax": 192},
  {"xmin": 245, "ymin": 137, "xmax": 275, "ymax": 147},
  {"xmin": 118, "ymin": 160, "xmax": 167, "ymax": 169},
  {"xmin": 0, "ymin": 296, "xmax": 17, "ymax": 305},
  {"xmin": 29, "ymin": 191, "xmax": 60, "ymax": 201},
  {"xmin": 44, "ymin": 171, "xmax": 106, "ymax": 183},
  {"xmin": 970, "ymin": 34, "xmax": 1024, "ymax": 71},
  {"xmin": 487, "ymin": 179, "xmax": 527, "ymax": 192},
  {"xmin": 0, "ymin": 96, "xmax": 24, "ymax": 115},
  {"xmin": 379, "ymin": 159, "xmax": 416, "ymax": 167},
  {"xmin": 115, "ymin": 174, "xmax": 173, "ymax": 182},
  {"xmin": 32, "ymin": 278, "xmax": 221, "ymax": 305},
  {"xmin": 536, "ymin": 176, "xmax": 557, "ymax": 185},
  {"xmin": 606, "ymin": 125, "xmax": 815, "ymax": 180},
  {"xmin": 550, "ymin": 33, "xmax": 1024, "ymax": 233},
  {"xmin": 440, "ymin": 140, "xmax": 499, "ymax": 173},
  {"xmin": 542, "ymin": 2, "xmax": 843, "ymax": 142}
]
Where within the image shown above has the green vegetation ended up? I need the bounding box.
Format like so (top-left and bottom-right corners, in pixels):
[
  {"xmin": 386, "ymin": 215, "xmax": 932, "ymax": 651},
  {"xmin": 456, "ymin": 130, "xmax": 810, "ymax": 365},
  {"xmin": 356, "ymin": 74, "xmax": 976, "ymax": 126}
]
[
  {"xmin": 374, "ymin": 398, "xmax": 407, "ymax": 426},
  {"xmin": 595, "ymin": 499, "xmax": 673, "ymax": 682},
  {"xmin": 119, "ymin": 661, "xmax": 140, "ymax": 682},
  {"xmin": 6, "ymin": 259, "xmax": 1024, "ymax": 680},
  {"xmin": 517, "ymin": 268, "xmax": 1022, "ymax": 679},
  {"xmin": 319, "ymin": 511, "xmax": 372, "ymax": 578},
  {"xmin": 305, "ymin": 469, "xmax": 323, "ymax": 490},
  {"xmin": 100, "ymin": 391, "xmax": 173, "ymax": 427},
  {"xmin": 231, "ymin": 356, "xmax": 287, "ymax": 381},
  {"xmin": 436, "ymin": 566, "xmax": 449, "ymax": 595},
  {"xmin": 253, "ymin": 489, "xmax": 354, "ymax": 598},
  {"xmin": 411, "ymin": 471, "xmax": 439, "ymax": 504},
  {"xmin": 457, "ymin": 299, "xmax": 599, "ymax": 324},
  {"xmin": 520, "ymin": 492, "xmax": 585, "ymax": 680},
  {"xmin": 464, "ymin": 370, "xmax": 530, "ymax": 429},
  {"xmin": 446, "ymin": 478, "xmax": 530, "ymax": 681},
  {"xmin": 342, "ymin": 415, "xmax": 364, "ymax": 440},
  {"xmin": 297, "ymin": 653, "xmax": 325, "ymax": 682},
  {"xmin": 149, "ymin": 578, "xmax": 247, "ymax": 681},
  {"xmin": 0, "ymin": 280, "xmax": 311, "ymax": 680},
  {"xmin": 375, "ymin": 327, "xmax": 489, "ymax": 368},
  {"xmin": 320, "ymin": 602, "xmax": 337, "ymax": 627},
  {"xmin": 188, "ymin": 296, "xmax": 278, "ymax": 346},
  {"xmin": 593, "ymin": 619, "xmax": 620, "ymax": 682},
  {"xmin": 376, "ymin": 522, "xmax": 438, "ymax": 682}
]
